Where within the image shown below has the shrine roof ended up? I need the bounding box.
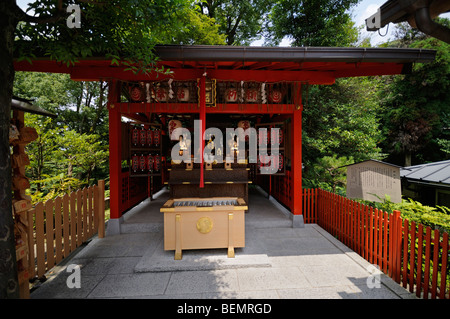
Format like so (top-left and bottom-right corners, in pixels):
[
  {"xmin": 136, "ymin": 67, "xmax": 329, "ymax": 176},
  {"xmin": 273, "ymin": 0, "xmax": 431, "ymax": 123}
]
[{"xmin": 14, "ymin": 45, "xmax": 436, "ymax": 83}]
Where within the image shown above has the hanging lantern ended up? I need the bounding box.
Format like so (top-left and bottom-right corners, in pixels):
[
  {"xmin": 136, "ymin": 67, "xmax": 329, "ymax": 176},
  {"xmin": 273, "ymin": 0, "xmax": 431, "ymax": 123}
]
[
  {"xmin": 245, "ymin": 89, "xmax": 258, "ymax": 102},
  {"xmin": 146, "ymin": 129, "xmax": 153, "ymax": 146},
  {"xmin": 130, "ymin": 85, "xmax": 143, "ymax": 102},
  {"xmin": 147, "ymin": 154, "xmax": 154, "ymax": 172},
  {"xmin": 168, "ymin": 119, "xmax": 182, "ymax": 140},
  {"xmin": 271, "ymin": 128, "xmax": 283, "ymax": 146},
  {"xmin": 132, "ymin": 126, "xmax": 139, "ymax": 146},
  {"xmin": 278, "ymin": 154, "xmax": 284, "ymax": 171},
  {"xmin": 258, "ymin": 129, "xmax": 268, "ymax": 146},
  {"xmin": 268, "ymin": 90, "xmax": 283, "ymax": 103},
  {"xmin": 153, "ymin": 129, "xmax": 161, "ymax": 146},
  {"xmin": 154, "ymin": 87, "xmax": 168, "ymax": 102},
  {"xmin": 177, "ymin": 87, "xmax": 190, "ymax": 102},
  {"xmin": 154, "ymin": 155, "xmax": 161, "ymax": 172},
  {"xmin": 132, "ymin": 154, "xmax": 139, "ymax": 172},
  {"xmin": 139, "ymin": 127, "xmax": 146, "ymax": 146},
  {"xmin": 258, "ymin": 155, "xmax": 268, "ymax": 170},
  {"xmin": 225, "ymin": 88, "xmax": 238, "ymax": 102},
  {"xmin": 238, "ymin": 120, "xmax": 251, "ymax": 141},
  {"xmin": 139, "ymin": 154, "xmax": 146, "ymax": 172}
]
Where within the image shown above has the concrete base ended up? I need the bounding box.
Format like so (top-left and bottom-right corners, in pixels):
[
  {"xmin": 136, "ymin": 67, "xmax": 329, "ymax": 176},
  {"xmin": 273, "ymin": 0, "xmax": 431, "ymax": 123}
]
[
  {"xmin": 291, "ymin": 214, "xmax": 305, "ymax": 228},
  {"xmin": 106, "ymin": 216, "xmax": 123, "ymax": 236}
]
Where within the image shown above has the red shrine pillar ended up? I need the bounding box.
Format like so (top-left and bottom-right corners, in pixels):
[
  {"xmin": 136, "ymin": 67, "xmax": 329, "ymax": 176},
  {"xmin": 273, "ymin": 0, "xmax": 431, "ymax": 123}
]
[
  {"xmin": 107, "ymin": 80, "xmax": 123, "ymax": 234},
  {"xmin": 291, "ymin": 88, "xmax": 304, "ymax": 227},
  {"xmin": 199, "ymin": 75, "xmax": 206, "ymax": 188}
]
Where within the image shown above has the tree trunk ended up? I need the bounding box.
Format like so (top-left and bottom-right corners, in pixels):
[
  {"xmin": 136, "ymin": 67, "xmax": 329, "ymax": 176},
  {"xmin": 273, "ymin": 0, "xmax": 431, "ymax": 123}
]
[{"xmin": 0, "ymin": 1, "xmax": 20, "ymax": 298}]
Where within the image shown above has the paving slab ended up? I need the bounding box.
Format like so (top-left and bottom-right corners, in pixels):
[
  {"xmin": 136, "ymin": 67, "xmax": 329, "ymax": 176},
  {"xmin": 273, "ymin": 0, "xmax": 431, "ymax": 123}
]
[{"xmin": 135, "ymin": 240, "xmax": 272, "ymax": 272}]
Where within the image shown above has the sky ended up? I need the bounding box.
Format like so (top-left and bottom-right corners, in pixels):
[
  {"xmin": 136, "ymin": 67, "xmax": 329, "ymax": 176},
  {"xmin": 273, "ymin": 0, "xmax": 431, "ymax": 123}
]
[{"xmin": 16, "ymin": 0, "xmax": 450, "ymax": 47}]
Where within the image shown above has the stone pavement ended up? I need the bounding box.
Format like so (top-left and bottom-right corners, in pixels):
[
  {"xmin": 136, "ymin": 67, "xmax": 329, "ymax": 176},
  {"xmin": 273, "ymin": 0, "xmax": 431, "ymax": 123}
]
[{"xmin": 30, "ymin": 188, "xmax": 416, "ymax": 299}]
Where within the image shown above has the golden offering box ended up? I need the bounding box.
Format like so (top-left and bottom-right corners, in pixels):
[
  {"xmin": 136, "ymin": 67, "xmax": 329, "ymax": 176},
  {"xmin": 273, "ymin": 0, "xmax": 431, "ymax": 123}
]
[{"xmin": 160, "ymin": 197, "xmax": 246, "ymax": 260}]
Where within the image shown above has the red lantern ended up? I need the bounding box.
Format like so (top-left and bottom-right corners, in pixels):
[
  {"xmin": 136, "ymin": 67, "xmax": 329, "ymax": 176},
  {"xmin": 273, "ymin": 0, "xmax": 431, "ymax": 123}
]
[
  {"xmin": 177, "ymin": 87, "xmax": 190, "ymax": 102},
  {"xmin": 225, "ymin": 88, "xmax": 238, "ymax": 102},
  {"xmin": 258, "ymin": 129, "xmax": 268, "ymax": 146},
  {"xmin": 139, "ymin": 154, "xmax": 146, "ymax": 171},
  {"xmin": 153, "ymin": 129, "xmax": 161, "ymax": 146},
  {"xmin": 139, "ymin": 128, "xmax": 146, "ymax": 146},
  {"xmin": 154, "ymin": 87, "xmax": 168, "ymax": 102},
  {"xmin": 132, "ymin": 154, "xmax": 139, "ymax": 172},
  {"xmin": 147, "ymin": 154, "xmax": 154, "ymax": 172},
  {"xmin": 278, "ymin": 154, "xmax": 284, "ymax": 171},
  {"xmin": 238, "ymin": 120, "xmax": 251, "ymax": 141},
  {"xmin": 146, "ymin": 129, "xmax": 153, "ymax": 146},
  {"xmin": 268, "ymin": 90, "xmax": 282, "ymax": 103},
  {"xmin": 168, "ymin": 120, "xmax": 182, "ymax": 140},
  {"xmin": 271, "ymin": 128, "xmax": 283, "ymax": 146},
  {"xmin": 132, "ymin": 126, "xmax": 139, "ymax": 146},
  {"xmin": 245, "ymin": 89, "xmax": 258, "ymax": 102},
  {"xmin": 154, "ymin": 155, "xmax": 161, "ymax": 172},
  {"xmin": 130, "ymin": 86, "xmax": 142, "ymax": 101}
]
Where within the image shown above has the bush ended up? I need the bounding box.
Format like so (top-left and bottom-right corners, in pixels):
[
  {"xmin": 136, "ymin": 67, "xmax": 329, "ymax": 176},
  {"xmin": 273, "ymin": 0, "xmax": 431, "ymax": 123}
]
[{"xmin": 359, "ymin": 195, "xmax": 450, "ymax": 235}]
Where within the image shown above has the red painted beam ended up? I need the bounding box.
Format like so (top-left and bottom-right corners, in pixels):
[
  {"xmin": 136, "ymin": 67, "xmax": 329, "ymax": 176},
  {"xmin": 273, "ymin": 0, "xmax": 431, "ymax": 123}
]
[
  {"xmin": 117, "ymin": 103, "xmax": 296, "ymax": 114},
  {"xmin": 67, "ymin": 65, "xmax": 336, "ymax": 84}
]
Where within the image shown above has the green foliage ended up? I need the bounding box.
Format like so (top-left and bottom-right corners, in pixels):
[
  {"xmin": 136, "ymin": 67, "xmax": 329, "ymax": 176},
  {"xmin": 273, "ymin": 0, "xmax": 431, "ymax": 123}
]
[
  {"xmin": 14, "ymin": 71, "xmax": 109, "ymax": 203},
  {"xmin": 303, "ymin": 155, "xmax": 353, "ymax": 194},
  {"xmin": 378, "ymin": 20, "xmax": 450, "ymax": 165},
  {"xmin": 197, "ymin": 0, "xmax": 270, "ymax": 45},
  {"xmin": 359, "ymin": 195, "xmax": 450, "ymax": 235},
  {"xmin": 23, "ymin": 112, "xmax": 109, "ymax": 203},
  {"xmin": 15, "ymin": 0, "xmax": 222, "ymax": 73},
  {"xmin": 267, "ymin": 0, "xmax": 359, "ymax": 46},
  {"xmin": 171, "ymin": 4, "xmax": 227, "ymax": 45},
  {"xmin": 303, "ymin": 77, "xmax": 383, "ymax": 174}
]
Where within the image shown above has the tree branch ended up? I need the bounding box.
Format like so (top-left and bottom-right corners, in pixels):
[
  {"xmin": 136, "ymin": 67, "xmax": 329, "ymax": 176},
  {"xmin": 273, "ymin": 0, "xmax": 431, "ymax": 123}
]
[{"xmin": 15, "ymin": 0, "xmax": 65, "ymax": 24}]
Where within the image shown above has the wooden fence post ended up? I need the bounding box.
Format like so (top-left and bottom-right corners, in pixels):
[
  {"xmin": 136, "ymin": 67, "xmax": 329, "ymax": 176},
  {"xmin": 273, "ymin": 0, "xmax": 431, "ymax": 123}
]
[
  {"xmin": 98, "ymin": 180, "xmax": 105, "ymax": 238},
  {"xmin": 391, "ymin": 210, "xmax": 402, "ymax": 283}
]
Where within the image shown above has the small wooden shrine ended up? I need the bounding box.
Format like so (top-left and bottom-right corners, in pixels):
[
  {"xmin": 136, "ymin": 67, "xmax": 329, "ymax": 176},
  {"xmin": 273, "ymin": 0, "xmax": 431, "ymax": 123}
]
[{"xmin": 14, "ymin": 45, "xmax": 435, "ymax": 259}]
